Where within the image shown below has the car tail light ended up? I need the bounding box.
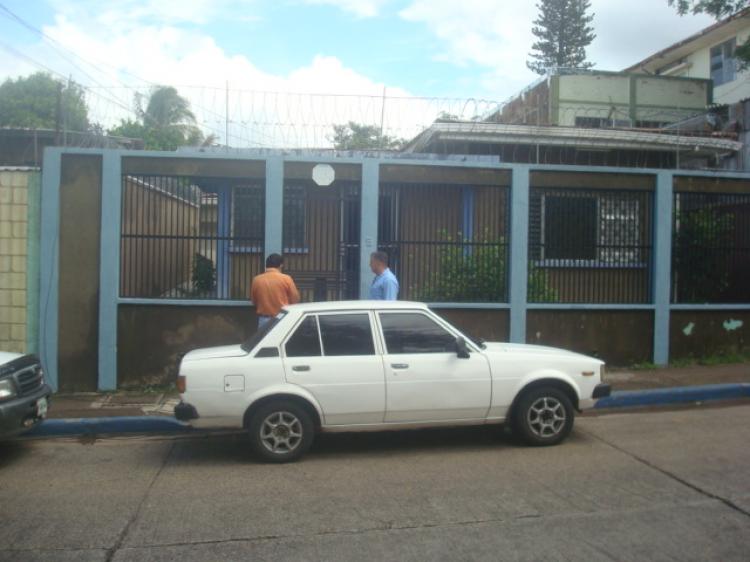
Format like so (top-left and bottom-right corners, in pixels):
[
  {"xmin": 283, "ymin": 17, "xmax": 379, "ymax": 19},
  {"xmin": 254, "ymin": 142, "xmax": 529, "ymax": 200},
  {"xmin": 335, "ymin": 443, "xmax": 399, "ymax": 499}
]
[{"xmin": 176, "ymin": 375, "xmax": 186, "ymax": 394}]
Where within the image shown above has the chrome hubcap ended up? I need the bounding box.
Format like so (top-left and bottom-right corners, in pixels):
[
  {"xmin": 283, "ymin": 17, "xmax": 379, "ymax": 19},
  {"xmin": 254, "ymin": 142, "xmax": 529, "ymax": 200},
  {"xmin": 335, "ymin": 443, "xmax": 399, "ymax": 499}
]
[
  {"xmin": 527, "ymin": 397, "xmax": 566, "ymax": 438},
  {"xmin": 260, "ymin": 411, "xmax": 303, "ymax": 454}
]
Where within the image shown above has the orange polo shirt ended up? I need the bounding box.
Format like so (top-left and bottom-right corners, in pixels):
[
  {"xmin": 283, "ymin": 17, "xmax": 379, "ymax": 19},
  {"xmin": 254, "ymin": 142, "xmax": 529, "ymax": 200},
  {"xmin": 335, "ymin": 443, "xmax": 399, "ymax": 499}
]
[{"xmin": 250, "ymin": 268, "xmax": 300, "ymax": 316}]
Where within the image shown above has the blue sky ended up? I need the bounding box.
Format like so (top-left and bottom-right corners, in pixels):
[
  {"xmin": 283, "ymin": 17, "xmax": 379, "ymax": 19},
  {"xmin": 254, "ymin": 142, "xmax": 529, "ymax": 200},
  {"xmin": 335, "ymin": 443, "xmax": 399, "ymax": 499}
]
[{"xmin": 0, "ymin": 0, "xmax": 716, "ymax": 146}]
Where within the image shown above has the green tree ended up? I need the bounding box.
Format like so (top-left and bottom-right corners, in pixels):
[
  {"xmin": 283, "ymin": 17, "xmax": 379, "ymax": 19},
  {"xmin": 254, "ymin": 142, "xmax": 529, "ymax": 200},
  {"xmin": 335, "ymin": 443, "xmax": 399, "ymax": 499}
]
[
  {"xmin": 668, "ymin": 1, "xmax": 750, "ymax": 66},
  {"xmin": 527, "ymin": 0, "xmax": 596, "ymax": 75},
  {"xmin": 109, "ymin": 86, "xmax": 214, "ymax": 151},
  {"xmin": 0, "ymin": 72, "xmax": 89, "ymax": 131},
  {"xmin": 330, "ymin": 121, "xmax": 405, "ymax": 150}
]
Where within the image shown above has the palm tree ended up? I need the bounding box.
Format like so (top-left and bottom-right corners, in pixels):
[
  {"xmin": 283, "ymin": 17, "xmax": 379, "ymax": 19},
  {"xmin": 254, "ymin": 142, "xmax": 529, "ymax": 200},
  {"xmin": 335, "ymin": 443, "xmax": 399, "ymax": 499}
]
[{"xmin": 129, "ymin": 86, "xmax": 216, "ymax": 149}]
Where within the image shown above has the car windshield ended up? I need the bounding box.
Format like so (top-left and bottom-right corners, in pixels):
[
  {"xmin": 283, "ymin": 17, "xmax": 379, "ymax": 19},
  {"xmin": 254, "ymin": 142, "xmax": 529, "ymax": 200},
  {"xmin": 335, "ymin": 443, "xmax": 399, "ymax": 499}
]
[{"xmin": 241, "ymin": 311, "xmax": 287, "ymax": 352}]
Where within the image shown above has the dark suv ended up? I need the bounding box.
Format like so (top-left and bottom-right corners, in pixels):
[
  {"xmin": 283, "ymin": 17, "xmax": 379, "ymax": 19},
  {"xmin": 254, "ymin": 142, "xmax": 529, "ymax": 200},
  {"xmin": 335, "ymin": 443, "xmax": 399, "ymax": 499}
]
[{"xmin": 0, "ymin": 352, "xmax": 52, "ymax": 438}]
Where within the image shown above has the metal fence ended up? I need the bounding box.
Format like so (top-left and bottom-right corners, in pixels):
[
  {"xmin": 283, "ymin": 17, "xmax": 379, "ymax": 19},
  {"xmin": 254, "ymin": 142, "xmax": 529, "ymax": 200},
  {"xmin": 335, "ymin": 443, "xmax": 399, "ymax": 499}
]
[
  {"xmin": 282, "ymin": 180, "xmax": 361, "ymax": 302},
  {"xmin": 120, "ymin": 174, "xmax": 265, "ymax": 299},
  {"xmin": 672, "ymin": 191, "xmax": 750, "ymax": 303},
  {"xmin": 378, "ymin": 183, "xmax": 510, "ymax": 302},
  {"xmin": 528, "ymin": 187, "xmax": 654, "ymax": 303}
]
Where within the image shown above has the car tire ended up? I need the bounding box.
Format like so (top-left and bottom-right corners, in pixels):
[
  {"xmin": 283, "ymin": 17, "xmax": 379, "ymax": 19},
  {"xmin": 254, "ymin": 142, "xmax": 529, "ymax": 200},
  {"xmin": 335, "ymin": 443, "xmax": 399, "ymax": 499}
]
[
  {"xmin": 512, "ymin": 387, "xmax": 575, "ymax": 447},
  {"xmin": 248, "ymin": 400, "xmax": 314, "ymax": 463}
]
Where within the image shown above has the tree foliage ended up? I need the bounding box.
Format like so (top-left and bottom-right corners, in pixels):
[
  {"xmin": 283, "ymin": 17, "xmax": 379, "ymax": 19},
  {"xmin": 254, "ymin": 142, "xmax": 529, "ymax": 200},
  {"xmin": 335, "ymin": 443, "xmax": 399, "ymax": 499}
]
[
  {"xmin": 330, "ymin": 121, "xmax": 405, "ymax": 150},
  {"xmin": 109, "ymin": 86, "xmax": 214, "ymax": 151},
  {"xmin": 667, "ymin": 0, "xmax": 748, "ymax": 18},
  {"xmin": 527, "ymin": 0, "xmax": 596, "ymax": 75},
  {"xmin": 0, "ymin": 72, "xmax": 90, "ymax": 131}
]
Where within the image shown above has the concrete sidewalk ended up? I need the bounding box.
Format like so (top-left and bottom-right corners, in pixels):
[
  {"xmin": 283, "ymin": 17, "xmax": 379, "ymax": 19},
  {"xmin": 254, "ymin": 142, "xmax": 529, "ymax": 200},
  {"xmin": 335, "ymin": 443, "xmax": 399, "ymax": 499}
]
[{"xmin": 44, "ymin": 362, "xmax": 750, "ymax": 420}]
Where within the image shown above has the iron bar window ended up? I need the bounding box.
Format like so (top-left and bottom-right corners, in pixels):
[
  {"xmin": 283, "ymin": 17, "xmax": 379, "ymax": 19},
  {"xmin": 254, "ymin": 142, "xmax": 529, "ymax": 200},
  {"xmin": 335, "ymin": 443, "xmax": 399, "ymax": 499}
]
[{"xmin": 528, "ymin": 187, "xmax": 653, "ymax": 303}]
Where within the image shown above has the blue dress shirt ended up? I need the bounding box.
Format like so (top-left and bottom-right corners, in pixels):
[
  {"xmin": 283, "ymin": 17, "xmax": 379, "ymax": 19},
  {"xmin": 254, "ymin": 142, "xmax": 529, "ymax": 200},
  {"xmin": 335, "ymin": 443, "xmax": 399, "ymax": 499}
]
[{"xmin": 370, "ymin": 268, "xmax": 399, "ymax": 300}]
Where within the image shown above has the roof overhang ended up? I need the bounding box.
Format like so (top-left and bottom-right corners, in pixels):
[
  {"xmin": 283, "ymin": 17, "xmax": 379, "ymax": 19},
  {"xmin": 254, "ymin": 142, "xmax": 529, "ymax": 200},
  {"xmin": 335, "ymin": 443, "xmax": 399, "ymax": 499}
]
[
  {"xmin": 402, "ymin": 122, "xmax": 741, "ymax": 158},
  {"xmin": 624, "ymin": 8, "xmax": 750, "ymax": 73}
]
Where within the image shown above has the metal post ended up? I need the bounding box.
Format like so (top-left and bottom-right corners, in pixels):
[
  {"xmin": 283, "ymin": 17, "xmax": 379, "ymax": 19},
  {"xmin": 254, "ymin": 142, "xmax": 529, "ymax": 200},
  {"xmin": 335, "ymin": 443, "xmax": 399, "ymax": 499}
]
[
  {"xmin": 25, "ymin": 171, "xmax": 41, "ymax": 355},
  {"xmin": 653, "ymin": 171, "xmax": 674, "ymax": 365},
  {"xmin": 360, "ymin": 159, "xmax": 379, "ymax": 299},
  {"xmin": 98, "ymin": 150, "xmax": 122, "ymax": 390},
  {"xmin": 509, "ymin": 165, "xmax": 530, "ymax": 343},
  {"xmin": 265, "ymin": 156, "xmax": 284, "ymax": 257}
]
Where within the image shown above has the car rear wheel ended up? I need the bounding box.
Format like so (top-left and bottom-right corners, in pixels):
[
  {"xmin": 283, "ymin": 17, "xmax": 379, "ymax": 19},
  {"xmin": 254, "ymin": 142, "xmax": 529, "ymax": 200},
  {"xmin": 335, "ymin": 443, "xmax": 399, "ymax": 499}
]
[
  {"xmin": 512, "ymin": 387, "xmax": 574, "ymax": 446},
  {"xmin": 248, "ymin": 401, "xmax": 314, "ymax": 463}
]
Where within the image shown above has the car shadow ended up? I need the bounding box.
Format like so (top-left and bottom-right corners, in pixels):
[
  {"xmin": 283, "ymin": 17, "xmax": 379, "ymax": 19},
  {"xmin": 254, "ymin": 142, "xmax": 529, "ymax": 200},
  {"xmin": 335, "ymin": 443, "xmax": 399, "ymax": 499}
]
[
  {"xmin": 169, "ymin": 424, "xmax": 519, "ymax": 465},
  {"xmin": 0, "ymin": 439, "xmax": 30, "ymax": 469}
]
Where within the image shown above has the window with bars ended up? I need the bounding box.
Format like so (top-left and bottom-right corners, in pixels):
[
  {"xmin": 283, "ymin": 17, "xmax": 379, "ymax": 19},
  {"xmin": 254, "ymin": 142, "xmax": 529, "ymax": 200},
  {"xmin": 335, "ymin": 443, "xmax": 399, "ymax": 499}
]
[
  {"xmin": 529, "ymin": 187, "xmax": 653, "ymax": 304},
  {"xmin": 283, "ymin": 183, "xmax": 307, "ymax": 251},
  {"xmin": 232, "ymin": 184, "xmax": 265, "ymax": 250}
]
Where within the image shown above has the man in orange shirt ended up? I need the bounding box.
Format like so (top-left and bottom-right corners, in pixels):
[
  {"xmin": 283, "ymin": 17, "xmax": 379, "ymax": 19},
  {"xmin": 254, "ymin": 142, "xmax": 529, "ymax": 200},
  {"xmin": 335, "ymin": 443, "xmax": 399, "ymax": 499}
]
[{"xmin": 251, "ymin": 254, "xmax": 300, "ymax": 328}]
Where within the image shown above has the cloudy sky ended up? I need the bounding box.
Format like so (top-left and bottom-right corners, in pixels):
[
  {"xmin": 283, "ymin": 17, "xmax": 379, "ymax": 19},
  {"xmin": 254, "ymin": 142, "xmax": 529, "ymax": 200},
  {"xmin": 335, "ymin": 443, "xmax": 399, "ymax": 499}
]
[{"xmin": 0, "ymin": 0, "xmax": 717, "ymax": 146}]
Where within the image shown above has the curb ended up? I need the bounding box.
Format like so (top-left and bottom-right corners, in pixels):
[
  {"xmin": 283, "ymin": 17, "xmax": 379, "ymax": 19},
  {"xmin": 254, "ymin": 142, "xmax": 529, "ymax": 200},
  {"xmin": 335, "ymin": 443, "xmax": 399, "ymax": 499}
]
[
  {"xmin": 20, "ymin": 383, "xmax": 750, "ymax": 437},
  {"xmin": 26, "ymin": 416, "xmax": 191, "ymax": 438},
  {"xmin": 595, "ymin": 383, "xmax": 750, "ymax": 409}
]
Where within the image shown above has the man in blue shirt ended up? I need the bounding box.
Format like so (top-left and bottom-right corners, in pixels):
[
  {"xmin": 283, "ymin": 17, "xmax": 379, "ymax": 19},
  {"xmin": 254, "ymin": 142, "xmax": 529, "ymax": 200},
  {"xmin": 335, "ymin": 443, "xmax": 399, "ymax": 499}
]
[{"xmin": 369, "ymin": 251, "xmax": 399, "ymax": 300}]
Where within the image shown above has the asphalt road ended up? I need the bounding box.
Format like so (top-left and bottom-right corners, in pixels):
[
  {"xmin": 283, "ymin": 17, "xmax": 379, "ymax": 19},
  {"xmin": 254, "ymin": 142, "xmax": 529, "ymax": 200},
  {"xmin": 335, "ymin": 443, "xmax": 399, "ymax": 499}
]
[{"xmin": 1, "ymin": 405, "xmax": 749, "ymax": 561}]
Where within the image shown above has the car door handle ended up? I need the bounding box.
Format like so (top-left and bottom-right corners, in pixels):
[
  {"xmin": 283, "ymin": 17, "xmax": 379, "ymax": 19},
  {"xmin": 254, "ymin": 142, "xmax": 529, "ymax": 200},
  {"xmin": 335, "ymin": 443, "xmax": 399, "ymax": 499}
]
[
  {"xmin": 292, "ymin": 365, "xmax": 310, "ymax": 372},
  {"xmin": 391, "ymin": 363, "xmax": 409, "ymax": 370}
]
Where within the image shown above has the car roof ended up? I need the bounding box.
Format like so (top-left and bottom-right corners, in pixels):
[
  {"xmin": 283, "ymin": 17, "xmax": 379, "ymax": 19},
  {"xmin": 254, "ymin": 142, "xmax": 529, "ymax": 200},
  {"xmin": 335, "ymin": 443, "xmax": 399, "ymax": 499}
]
[{"xmin": 283, "ymin": 300, "xmax": 430, "ymax": 314}]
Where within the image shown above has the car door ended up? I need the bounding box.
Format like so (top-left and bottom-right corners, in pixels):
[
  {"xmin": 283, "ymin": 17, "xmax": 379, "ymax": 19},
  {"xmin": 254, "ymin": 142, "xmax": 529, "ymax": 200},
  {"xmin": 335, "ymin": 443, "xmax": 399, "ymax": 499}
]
[
  {"xmin": 282, "ymin": 312, "xmax": 386, "ymax": 426},
  {"xmin": 378, "ymin": 311, "xmax": 492, "ymax": 423}
]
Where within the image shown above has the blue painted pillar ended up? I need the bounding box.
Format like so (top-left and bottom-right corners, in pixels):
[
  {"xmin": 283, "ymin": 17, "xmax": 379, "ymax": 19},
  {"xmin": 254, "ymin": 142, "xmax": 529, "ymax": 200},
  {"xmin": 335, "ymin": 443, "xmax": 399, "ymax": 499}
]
[
  {"xmin": 360, "ymin": 159, "xmax": 379, "ymax": 299},
  {"xmin": 216, "ymin": 186, "xmax": 231, "ymax": 299},
  {"xmin": 509, "ymin": 166, "xmax": 530, "ymax": 344},
  {"xmin": 39, "ymin": 148, "xmax": 61, "ymax": 391},
  {"xmin": 265, "ymin": 156, "xmax": 284, "ymax": 257},
  {"xmin": 653, "ymin": 171, "xmax": 674, "ymax": 365},
  {"xmin": 97, "ymin": 150, "xmax": 122, "ymax": 390}
]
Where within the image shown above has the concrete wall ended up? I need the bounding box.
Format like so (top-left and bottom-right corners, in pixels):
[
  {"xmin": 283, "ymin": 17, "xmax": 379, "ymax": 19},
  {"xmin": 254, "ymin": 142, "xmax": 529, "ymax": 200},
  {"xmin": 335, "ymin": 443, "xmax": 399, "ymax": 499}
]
[
  {"xmin": 526, "ymin": 310, "xmax": 654, "ymax": 366},
  {"xmin": 0, "ymin": 169, "xmax": 37, "ymax": 354},
  {"xmin": 117, "ymin": 304, "xmax": 257, "ymax": 388},
  {"xmin": 555, "ymin": 73, "xmax": 709, "ymax": 127},
  {"xmin": 670, "ymin": 310, "xmax": 750, "ymax": 359}
]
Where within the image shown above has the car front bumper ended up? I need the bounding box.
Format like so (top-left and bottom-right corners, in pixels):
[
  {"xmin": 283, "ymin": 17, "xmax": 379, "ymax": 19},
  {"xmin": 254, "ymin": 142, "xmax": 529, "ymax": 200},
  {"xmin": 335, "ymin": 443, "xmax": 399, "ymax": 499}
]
[
  {"xmin": 579, "ymin": 383, "xmax": 612, "ymax": 410},
  {"xmin": 0, "ymin": 384, "xmax": 52, "ymax": 438}
]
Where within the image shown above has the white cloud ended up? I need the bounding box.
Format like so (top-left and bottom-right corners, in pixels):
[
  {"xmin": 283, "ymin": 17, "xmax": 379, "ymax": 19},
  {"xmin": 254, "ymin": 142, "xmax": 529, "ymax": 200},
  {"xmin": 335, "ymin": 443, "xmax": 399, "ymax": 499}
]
[
  {"xmin": 302, "ymin": 0, "xmax": 390, "ymax": 18},
  {"xmin": 0, "ymin": 2, "xmax": 437, "ymax": 147},
  {"xmin": 399, "ymin": 0, "xmax": 717, "ymax": 100}
]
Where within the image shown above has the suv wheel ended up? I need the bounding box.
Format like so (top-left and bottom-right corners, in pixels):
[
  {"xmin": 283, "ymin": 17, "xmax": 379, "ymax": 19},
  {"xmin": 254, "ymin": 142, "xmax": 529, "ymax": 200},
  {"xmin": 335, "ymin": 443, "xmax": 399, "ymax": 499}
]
[
  {"xmin": 248, "ymin": 401, "xmax": 314, "ymax": 463},
  {"xmin": 513, "ymin": 387, "xmax": 574, "ymax": 446}
]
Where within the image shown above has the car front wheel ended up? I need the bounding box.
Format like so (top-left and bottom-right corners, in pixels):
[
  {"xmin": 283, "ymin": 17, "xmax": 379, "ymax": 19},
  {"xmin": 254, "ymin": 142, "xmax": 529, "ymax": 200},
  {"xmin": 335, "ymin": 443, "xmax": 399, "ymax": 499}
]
[
  {"xmin": 248, "ymin": 401, "xmax": 314, "ymax": 463},
  {"xmin": 513, "ymin": 387, "xmax": 574, "ymax": 446}
]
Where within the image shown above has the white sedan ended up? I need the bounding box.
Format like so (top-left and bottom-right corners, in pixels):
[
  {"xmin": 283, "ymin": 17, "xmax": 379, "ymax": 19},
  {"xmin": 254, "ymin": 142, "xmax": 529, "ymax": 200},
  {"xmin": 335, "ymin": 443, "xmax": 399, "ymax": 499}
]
[{"xmin": 175, "ymin": 301, "xmax": 610, "ymax": 462}]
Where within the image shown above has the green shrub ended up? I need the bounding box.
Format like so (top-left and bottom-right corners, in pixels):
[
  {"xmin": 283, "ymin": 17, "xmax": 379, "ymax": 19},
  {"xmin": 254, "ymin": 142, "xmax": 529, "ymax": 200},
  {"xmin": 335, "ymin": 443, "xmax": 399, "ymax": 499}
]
[{"xmin": 191, "ymin": 253, "xmax": 216, "ymax": 293}]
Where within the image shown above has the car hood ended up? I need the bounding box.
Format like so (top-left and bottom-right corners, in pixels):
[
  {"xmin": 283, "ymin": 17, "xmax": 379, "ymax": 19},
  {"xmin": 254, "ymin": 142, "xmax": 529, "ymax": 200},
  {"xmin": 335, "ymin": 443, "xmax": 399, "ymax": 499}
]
[
  {"xmin": 182, "ymin": 345, "xmax": 248, "ymax": 362},
  {"xmin": 482, "ymin": 342, "xmax": 602, "ymax": 363},
  {"xmin": 0, "ymin": 351, "xmax": 23, "ymax": 367}
]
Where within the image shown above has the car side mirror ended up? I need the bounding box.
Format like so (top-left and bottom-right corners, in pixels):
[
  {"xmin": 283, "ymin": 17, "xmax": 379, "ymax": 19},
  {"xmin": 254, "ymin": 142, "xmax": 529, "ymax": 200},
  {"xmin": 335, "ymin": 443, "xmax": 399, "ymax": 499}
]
[{"xmin": 455, "ymin": 336, "xmax": 471, "ymax": 359}]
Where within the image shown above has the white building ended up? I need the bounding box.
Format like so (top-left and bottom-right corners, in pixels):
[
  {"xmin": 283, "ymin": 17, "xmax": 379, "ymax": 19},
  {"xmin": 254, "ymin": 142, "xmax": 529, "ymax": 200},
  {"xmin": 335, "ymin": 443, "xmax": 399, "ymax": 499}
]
[{"xmin": 625, "ymin": 8, "xmax": 750, "ymax": 105}]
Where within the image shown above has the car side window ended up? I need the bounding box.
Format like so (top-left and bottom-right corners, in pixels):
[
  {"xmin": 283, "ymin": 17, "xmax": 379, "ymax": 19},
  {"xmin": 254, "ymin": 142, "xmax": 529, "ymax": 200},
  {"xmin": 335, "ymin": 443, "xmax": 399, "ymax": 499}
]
[
  {"xmin": 319, "ymin": 314, "xmax": 375, "ymax": 356},
  {"xmin": 379, "ymin": 313, "xmax": 456, "ymax": 354},
  {"xmin": 285, "ymin": 315, "xmax": 321, "ymax": 357}
]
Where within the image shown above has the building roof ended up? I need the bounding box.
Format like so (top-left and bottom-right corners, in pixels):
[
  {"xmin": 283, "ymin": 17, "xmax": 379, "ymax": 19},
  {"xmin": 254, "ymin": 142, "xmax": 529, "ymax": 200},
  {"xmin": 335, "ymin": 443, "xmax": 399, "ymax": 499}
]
[
  {"xmin": 402, "ymin": 121, "xmax": 742, "ymax": 157},
  {"xmin": 624, "ymin": 8, "xmax": 750, "ymax": 73}
]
